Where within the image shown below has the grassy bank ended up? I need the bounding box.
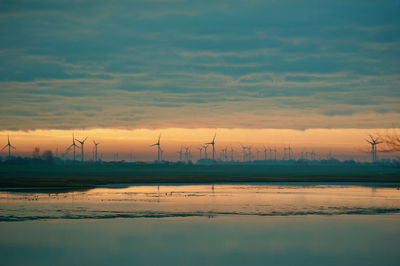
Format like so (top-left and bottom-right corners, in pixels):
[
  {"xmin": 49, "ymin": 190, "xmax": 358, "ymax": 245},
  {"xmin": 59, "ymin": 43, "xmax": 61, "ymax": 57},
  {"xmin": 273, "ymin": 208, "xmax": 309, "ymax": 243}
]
[{"xmin": 0, "ymin": 163, "xmax": 399, "ymax": 189}]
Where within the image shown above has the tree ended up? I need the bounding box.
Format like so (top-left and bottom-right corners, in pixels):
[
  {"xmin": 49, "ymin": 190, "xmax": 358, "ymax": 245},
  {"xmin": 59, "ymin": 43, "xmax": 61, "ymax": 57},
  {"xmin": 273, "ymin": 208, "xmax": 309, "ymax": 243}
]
[
  {"xmin": 42, "ymin": 150, "xmax": 54, "ymax": 163},
  {"xmin": 379, "ymin": 128, "xmax": 400, "ymax": 152}
]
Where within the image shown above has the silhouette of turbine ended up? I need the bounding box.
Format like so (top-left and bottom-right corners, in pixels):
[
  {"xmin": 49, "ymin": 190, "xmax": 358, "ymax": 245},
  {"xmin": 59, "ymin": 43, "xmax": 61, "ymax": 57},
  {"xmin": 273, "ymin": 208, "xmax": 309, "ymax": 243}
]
[
  {"xmin": 203, "ymin": 144, "xmax": 209, "ymax": 159},
  {"xmin": 75, "ymin": 136, "xmax": 88, "ymax": 162},
  {"xmin": 198, "ymin": 146, "xmax": 203, "ymax": 160},
  {"xmin": 66, "ymin": 133, "xmax": 80, "ymax": 162},
  {"xmin": 93, "ymin": 140, "xmax": 100, "ymax": 162},
  {"xmin": 2, "ymin": 135, "xmax": 16, "ymax": 159},
  {"xmin": 177, "ymin": 146, "xmax": 183, "ymax": 162},
  {"xmin": 150, "ymin": 134, "xmax": 161, "ymax": 161},
  {"xmin": 184, "ymin": 146, "xmax": 191, "ymax": 162},
  {"xmin": 205, "ymin": 133, "xmax": 216, "ymax": 161},
  {"xmin": 366, "ymin": 135, "xmax": 383, "ymax": 162},
  {"xmin": 263, "ymin": 146, "xmax": 268, "ymax": 160},
  {"xmin": 240, "ymin": 144, "xmax": 247, "ymax": 161}
]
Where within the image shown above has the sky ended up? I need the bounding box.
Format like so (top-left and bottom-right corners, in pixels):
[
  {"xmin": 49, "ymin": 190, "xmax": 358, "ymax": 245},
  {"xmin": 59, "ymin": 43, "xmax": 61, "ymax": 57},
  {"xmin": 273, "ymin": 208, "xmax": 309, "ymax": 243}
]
[{"xmin": 0, "ymin": 0, "xmax": 399, "ymax": 160}]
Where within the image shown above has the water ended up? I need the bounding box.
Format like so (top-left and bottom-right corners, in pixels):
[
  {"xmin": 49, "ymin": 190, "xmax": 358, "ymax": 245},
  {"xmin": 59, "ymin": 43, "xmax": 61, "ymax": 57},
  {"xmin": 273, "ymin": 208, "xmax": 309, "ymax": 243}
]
[
  {"xmin": 1, "ymin": 184, "xmax": 400, "ymax": 220},
  {"xmin": 1, "ymin": 184, "xmax": 400, "ymax": 265}
]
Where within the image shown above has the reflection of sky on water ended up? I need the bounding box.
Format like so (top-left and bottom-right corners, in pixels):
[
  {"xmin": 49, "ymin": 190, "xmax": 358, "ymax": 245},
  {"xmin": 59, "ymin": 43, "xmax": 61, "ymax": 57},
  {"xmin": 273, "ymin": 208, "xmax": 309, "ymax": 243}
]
[
  {"xmin": 1, "ymin": 184, "xmax": 400, "ymax": 221},
  {"xmin": 0, "ymin": 216, "xmax": 399, "ymax": 265}
]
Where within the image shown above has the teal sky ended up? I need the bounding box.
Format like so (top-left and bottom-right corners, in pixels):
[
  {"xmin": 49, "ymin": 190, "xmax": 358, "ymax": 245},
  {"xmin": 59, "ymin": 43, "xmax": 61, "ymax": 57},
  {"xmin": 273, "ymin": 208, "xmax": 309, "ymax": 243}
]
[{"xmin": 0, "ymin": 0, "xmax": 399, "ymax": 130}]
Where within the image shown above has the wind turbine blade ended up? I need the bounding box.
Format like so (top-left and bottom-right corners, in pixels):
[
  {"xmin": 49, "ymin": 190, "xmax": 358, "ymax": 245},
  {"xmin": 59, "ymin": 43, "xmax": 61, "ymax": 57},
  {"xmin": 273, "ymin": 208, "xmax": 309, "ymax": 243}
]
[
  {"xmin": 11, "ymin": 145, "xmax": 16, "ymax": 150},
  {"xmin": 66, "ymin": 144, "xmax": 73, "ymax": 152},
  {"xmin": 1, "ymin": 144, "xmax": 8, "ymax": 150},
  {"xmin": 212, "ymin": 133, "xmax": 216, "ymax": 142},
  {"xmin": 83, "ymin": 136, "xmax": 88, "ymax": 143},
  {"xmin": 369, "ymin": 135, "xmax": 377, "ymax": 142},
  {"xmin": 366, "ymin": 139, "xmax": 373, "ymax": 144}
]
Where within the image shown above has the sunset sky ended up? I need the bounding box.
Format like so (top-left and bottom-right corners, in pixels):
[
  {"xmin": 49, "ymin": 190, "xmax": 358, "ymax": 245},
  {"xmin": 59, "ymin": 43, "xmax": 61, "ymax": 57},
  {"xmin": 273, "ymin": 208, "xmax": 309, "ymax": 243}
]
[{"xmin": 0, "ymin": 1, "xmax": 399, "ymax": 161}]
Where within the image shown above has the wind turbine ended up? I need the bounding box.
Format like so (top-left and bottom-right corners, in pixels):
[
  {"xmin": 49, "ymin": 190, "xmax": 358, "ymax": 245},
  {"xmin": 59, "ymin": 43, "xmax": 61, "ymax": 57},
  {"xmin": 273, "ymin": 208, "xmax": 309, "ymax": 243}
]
[
  {"xmin": 2, "ymin": 135, "xmax": 16, "ymax": 159},
  {"xmin": 240, "ymin": 144, "xmax": 247, "ymax": 161},
  {"xmin": 203, "ymin": 144, "xmax": 209, "ymax": 159},
  {"xmin": 230, "ymin": 147, "xmax": 234, "ymax": 161},
  {"xmin": 198, "ymin": 146, "xmax": 203, "ymax": 160},
  {"xmin": 247, "ymin": 147, "xmax": 252, "ymax": 162},
  {"xmin": 93, "ymin": 140, "xmax": 100, "ymax": 162},
  {"xmin": 256, "ymin": 148, "xmax": 260, "ymax": 161},
  {"xmin": 205, "ymin": 133, "xmax": 216, "ymax": 161},
  {"xmin": 66, "ymin": 133, "xmax": 79, "ymax": 162},
  {"xmin": 283, "ymin": 147, "xmax": 287, "ymax": 160},
  {"xmin": 75, "ymin": 136, "xmax": 88, "ymax": 162},
  {"xmin": 177, "ymin": 146, "xmax": 183, "ymax": 161},
  {"xmin": 150, "ymin": 134, "xmax": 161, "ymax": 161},
  {"xmin": 184, "ymin": 146, "xmax": 191, "ymax": 162},
  {"xmin": 366, "ymin": 135, "xmax": 383, "ymax": 162},
  {"xmin": 223, "ymin": 146, "xmax": 228, "ymax": 161},
  {"xmin": 263, "ymin": 146, "xmax": 268, "ymax": 161}
]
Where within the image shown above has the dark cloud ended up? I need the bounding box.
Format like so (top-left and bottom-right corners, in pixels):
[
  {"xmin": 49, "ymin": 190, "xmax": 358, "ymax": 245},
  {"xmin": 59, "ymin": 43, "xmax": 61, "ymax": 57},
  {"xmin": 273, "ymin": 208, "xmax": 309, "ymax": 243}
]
[{"xmin": 0, "ymin": 0, "xmax": 399, "ymax": 130}]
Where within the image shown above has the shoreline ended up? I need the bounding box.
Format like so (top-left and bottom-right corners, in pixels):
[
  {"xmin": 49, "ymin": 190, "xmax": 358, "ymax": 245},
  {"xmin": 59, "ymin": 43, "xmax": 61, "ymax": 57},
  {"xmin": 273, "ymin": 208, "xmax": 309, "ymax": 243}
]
[{"xmin": 1, "ymin": 181, "xmax": 400, "ymax": 193}]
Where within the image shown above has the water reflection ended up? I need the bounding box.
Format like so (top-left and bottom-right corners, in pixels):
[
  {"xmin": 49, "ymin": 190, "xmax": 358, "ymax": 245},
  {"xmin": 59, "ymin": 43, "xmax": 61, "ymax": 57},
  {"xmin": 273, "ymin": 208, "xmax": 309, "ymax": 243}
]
[{"xmin": 0, "ymin": 184, "xmax": 399, "ymax": 221}]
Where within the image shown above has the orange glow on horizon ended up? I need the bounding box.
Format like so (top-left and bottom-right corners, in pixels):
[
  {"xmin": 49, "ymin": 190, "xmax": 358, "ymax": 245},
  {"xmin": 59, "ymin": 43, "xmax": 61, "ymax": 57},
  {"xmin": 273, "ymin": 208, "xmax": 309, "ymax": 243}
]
[{"xmin": 0, "ymin": 128, "xmax": 398, "ymax": 161}]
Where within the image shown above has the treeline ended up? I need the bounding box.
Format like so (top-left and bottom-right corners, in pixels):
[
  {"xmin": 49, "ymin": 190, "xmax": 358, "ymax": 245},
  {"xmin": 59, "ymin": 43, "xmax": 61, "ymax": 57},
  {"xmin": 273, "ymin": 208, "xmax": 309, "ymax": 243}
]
[{"xmin": 0, "ymin": 147, "xmax": 58, "ymax": 165}]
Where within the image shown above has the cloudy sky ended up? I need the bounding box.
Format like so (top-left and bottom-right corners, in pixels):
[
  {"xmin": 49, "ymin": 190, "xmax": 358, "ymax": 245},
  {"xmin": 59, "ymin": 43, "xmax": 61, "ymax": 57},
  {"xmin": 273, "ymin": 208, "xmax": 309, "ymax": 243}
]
[{"xmin": 0, "ymin": 0, "xmax": 399, "ymax": 132}]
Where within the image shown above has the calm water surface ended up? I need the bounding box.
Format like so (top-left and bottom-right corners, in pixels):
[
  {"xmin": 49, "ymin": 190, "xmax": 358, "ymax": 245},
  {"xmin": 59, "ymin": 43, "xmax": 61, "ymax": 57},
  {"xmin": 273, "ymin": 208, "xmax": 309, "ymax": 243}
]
[
  {"xmin": 1, "ymin": 184, "xmax": 400, "ymax": 265},
  {"xmin": 0, "ymin": 184, "xmax": 400, "ymax": 220}
]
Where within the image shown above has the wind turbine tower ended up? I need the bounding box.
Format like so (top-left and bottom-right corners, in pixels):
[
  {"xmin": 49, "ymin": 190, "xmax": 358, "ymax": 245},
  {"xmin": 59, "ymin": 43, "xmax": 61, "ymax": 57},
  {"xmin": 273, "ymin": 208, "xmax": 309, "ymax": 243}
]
[
  {"xmin": 2, "ymin": 135, "xmax": 16, "ymax": 159},
  {"xmin": 205, "ymin": 133, "xmax": 216, "ymax": 161},
  {"xmin": 160, "ymin": 148, "xmax": 164, "ymax": 161}
]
